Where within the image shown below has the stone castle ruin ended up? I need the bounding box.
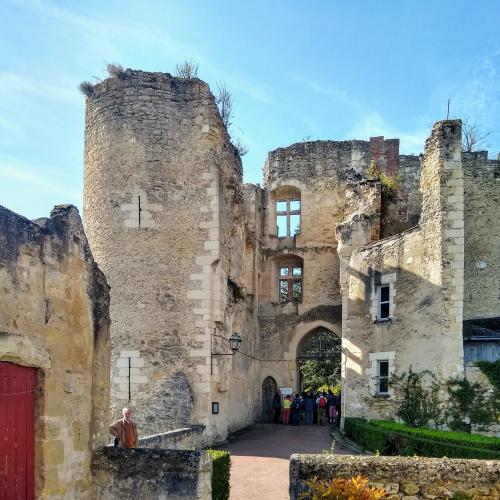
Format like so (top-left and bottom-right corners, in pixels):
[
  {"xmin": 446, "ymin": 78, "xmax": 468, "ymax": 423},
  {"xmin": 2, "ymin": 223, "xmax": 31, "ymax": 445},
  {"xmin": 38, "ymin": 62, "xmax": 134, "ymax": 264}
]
[
  {"xmin": 1, "ymin": 68, "xmax": 499, "ymax": 495},
  {"xmin": 81, "ymin": 69, "xmax": 499, "ymax": 444}
]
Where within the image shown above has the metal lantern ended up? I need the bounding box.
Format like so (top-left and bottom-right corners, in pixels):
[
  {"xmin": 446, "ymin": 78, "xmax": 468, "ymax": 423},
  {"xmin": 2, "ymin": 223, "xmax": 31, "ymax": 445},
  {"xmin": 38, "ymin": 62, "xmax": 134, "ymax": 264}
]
[{"xmin": 229, "ymin": 333, "xmax": 242, "ymax": 352}]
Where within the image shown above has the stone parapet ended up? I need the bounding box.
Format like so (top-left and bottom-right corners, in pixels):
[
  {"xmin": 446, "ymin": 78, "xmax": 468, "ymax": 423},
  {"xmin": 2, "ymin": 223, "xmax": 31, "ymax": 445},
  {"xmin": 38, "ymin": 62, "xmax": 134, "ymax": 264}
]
[
  {"xmin": 138, "ymin": 425, "xmax": 205, "ymax": 450},
  {"xmin": 92, "ymin": 447, "xmax": 212, "ymax": 499},
  {"xmin": 289, "ymin": 454, "xmax": 500, "ymax": 500}
]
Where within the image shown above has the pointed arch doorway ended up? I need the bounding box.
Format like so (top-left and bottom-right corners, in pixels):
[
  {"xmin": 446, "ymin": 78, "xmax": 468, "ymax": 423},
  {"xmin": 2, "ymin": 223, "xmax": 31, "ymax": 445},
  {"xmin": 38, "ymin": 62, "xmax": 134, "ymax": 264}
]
[
  {"xmin": 296, "ymin": 327, "xmax": 341, "ymax": 392},
  {"xmin": 261, "ymin": 376, "xmax": 278, "ymax": 422}
]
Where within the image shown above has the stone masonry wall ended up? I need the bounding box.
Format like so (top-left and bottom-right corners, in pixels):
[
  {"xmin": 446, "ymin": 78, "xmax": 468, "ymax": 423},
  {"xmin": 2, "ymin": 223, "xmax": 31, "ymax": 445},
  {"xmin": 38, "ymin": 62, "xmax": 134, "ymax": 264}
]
[
  {"xmin": 289, "ymin": 454, "xmax": 500, "ymax": 500},
  {"xmin": 340, "ymin": 121, "xmax": 465, "ymax": 421},
  {"xmin": 463, "ymin": 151, "xmax": 500, "ymax": 321},
  {"xmin": 83, "ymin": 69, "xmax": 258, "ymax": 444},
  {"xmin": 256, "ymin": 140, "xmax": 385, "ymax": 395},
  {"xmin": 381, "ymin": 154, "xmax": 422, "ymax": 239},
  {"xmin": 92, "ymin": 447, "xmax": 212, "ymax": 500},
  {"xmin": 0, "ymin": 204, "xmax": 110, "ymax": 499}
]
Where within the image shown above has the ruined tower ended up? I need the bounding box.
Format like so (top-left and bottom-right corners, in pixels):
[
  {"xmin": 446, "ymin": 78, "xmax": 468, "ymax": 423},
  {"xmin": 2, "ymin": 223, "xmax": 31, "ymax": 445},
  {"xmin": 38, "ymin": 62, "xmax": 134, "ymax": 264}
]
[{"xmin": 83, "ymin": 69, "xmax": 258, "ymax": 441}]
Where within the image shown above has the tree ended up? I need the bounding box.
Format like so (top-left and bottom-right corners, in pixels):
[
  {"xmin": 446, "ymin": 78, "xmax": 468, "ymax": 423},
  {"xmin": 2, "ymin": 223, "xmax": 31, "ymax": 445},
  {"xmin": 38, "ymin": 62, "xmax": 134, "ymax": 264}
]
[
  {"xmin": 461, "ymin": 120, "xmax": 491, "ymax": 152},
  {"xmin": 234, "ymin": 138, "xmax": 249, "ymax": 157},
  {"xmin": 300, "ymin": 359, "xmax": 341, "ymax": 393},
  {"xmin": 298, "ymin": 329, "xmax": 342, "ymax": 392},
  {"xmin": 390, "ymin": 368, "xmax": 444, "ymax": 428},
  {"xmin": 174, "ymin": 60, "xmax": 199, "ymax": 79},
  {"xmin": 215, "ymin": 82, "xmax": 234, "ymax": 129},
  {"xmin": 445, "ymin": 377, "xmax": 496, "ymax": 433}
]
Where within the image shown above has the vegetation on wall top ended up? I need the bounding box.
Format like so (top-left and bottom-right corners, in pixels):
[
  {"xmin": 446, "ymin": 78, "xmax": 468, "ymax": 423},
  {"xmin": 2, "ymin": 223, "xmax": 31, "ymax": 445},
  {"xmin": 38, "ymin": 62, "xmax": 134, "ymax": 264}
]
[{"xmin": 366, "ymin": 160, "xmax": 400, "ymax": 203}]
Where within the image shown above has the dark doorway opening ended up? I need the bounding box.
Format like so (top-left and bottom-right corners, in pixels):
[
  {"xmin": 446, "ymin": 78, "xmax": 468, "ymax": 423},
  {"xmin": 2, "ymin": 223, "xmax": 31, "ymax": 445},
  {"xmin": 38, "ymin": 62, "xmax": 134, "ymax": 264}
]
[{"xmin": 261, "ymin": 376, "xmax": 278, "ymax": 422}]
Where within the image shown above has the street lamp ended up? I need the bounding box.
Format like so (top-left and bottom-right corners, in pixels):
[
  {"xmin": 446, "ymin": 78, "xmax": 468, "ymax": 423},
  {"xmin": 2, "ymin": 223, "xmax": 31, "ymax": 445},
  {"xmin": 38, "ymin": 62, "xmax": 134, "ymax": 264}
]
[
  {"xmin": 210, "ymin": 332, "xmax": 243, "ymax": 375},
  {"xmin": 228, "ymin": 332, "xmax": 242, "ymax": 352}
]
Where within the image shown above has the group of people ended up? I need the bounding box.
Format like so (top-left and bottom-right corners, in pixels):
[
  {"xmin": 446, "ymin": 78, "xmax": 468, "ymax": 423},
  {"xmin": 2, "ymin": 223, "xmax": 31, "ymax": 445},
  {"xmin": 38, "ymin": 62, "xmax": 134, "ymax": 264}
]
[
  {"xmin": 110, "ymin": 392, "xmax": 341, "ymax": 450},
  {"xmin": 272, "ymin": 391, "xmax": 341, "ymax": 426}
]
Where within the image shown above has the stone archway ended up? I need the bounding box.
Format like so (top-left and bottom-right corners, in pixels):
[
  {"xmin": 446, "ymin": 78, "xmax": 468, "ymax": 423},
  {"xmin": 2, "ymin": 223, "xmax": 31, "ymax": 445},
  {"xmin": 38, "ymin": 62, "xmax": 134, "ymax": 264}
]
[
  {"xmin": 261, "ymin": 376, "xmax": 278, "ymax": 422},
  {"xmin": 296, "ymin": 328, "xmax": 342, "ymax": 392}
]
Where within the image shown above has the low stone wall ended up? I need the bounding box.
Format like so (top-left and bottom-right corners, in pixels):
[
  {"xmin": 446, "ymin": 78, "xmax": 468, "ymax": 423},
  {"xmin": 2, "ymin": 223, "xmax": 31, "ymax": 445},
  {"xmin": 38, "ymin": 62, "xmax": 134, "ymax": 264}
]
[
  {"xmin": 138, "ymin": 425, "xmax": 205, "ymax": 450},
  {"xmin": 289, "ymin": 454, "xmax": 500, "ymax": 499},
  {"xmin": 92, "ymin": 447, "xmax": 212, "ymax": 499}
]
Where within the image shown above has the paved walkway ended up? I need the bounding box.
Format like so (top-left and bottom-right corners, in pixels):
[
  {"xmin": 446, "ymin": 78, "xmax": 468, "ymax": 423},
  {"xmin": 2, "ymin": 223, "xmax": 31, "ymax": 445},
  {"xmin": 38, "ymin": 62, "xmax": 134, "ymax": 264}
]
[{"xmin": 220, "ymin": 423, "xmax": 353, "ymax": 500}]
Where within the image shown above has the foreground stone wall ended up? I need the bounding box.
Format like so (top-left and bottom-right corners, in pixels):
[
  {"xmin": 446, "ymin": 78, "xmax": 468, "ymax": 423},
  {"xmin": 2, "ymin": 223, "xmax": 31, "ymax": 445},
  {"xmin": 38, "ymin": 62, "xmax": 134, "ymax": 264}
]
[
  {"xmin": 340, "ymin": 121, "xmax": 465, "ymax": 421},
  {"xmin": 92, "ymin": 447, "xmax": 212, "ymax": 499},
  {"xmin": 0, "ymin": 205, "xmax": 110, "ymax": 499},
  {"xmin": 289, "ymin": 454, "xmax": 500, "ymax": 500}
]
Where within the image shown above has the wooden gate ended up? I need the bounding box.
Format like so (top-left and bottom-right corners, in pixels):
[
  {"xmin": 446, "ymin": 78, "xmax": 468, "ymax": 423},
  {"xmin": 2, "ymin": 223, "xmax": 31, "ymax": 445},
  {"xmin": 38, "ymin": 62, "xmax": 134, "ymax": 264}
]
[{"xmin": 0, "ymin": 362, "xmax": 35, "ymax": 500}]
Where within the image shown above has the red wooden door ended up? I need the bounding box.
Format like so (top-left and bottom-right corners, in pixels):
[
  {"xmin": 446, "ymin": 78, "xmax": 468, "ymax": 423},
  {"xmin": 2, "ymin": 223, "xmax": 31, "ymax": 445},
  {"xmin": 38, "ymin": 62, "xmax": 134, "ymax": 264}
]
[{"xmin": 0, "ymin": 362, "xmax": 35, "ymax": 500}]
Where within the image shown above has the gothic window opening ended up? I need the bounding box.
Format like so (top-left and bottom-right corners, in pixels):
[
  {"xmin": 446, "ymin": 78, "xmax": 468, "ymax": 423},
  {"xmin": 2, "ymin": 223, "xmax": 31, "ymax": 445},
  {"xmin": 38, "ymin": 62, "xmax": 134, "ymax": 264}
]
[
  {"xmin": 279, "ymin": 264, "xmax": 302, "ymax": 303},
  {"xmin": 276, "ymin": 199, "xmax": 301, "ymax": 237}
]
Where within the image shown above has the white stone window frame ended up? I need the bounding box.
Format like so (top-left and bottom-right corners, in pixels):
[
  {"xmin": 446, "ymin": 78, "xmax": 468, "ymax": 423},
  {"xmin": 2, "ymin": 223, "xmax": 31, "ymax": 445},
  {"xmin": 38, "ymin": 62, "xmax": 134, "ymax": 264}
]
[
  {"xmin": 276, "ymin": 198, "xmax": 301, "ymax": 238},
  {"xmin": 370, "ymin": 273, "xmax": 396, "ymax": 323},
  {"xmin": 367, "ymin": 351, "xmax": 396, "ymax": 397}
]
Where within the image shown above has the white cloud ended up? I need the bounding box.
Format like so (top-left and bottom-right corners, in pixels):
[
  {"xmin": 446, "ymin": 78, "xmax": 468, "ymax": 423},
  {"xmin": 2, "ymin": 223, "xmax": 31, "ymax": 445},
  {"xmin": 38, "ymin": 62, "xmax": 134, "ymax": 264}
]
[
  {"xmin": 0, "ymin": 160, "xmax": 80, "ymax": 201},
  {"xmin": 453, "ymin": 54, "xmax": 499, "ymax": 119},
  {"xmin": 347, "ymin": 113, "xmax": 428, "ymax": 154},
  {"xmin": 0, "ymin": 73, "xmax": 81, "ymax": 105},
  {"xmin": 8, "ymin": 0, "xmax": 274, "ymax": 105},
  {"xmin": 291, "ymin": 75, "xmax": 364, "ymax": 112}
]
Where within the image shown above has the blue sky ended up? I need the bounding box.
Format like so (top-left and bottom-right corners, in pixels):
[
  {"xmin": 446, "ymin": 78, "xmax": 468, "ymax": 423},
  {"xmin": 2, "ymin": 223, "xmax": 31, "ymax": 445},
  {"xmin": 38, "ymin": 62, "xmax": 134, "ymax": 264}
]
[{"xmin": 1, "ymin": 0, "xmax": 499, "ymax": 219}]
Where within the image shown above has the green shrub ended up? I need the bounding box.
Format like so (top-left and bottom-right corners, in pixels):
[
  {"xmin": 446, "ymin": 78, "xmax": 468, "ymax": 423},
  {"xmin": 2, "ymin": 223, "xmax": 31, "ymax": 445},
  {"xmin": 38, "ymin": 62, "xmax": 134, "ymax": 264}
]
[
  {"xmin": 369, "ymin": 419, "xmax": 500, "ymax": 451},
  {"xmin": 344, "ymin": 418, "xmax": 500, "ymax": 459},
  {"xmin": 390, "ymin": 368, "xmax": 444, "ymax": 427},
  {"xmin": 207, "ymin": 450, "xmax": 231, "ymax": 500},
  {"xmin": 475, "ymin": 360, "xmax": 500, "ymax": 390}
]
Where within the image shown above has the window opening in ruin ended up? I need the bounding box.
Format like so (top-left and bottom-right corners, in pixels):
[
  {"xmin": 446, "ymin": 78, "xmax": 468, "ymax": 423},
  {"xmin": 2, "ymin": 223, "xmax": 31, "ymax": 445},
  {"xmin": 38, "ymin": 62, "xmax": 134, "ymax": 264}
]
[
  {"xmin": 276, "ymin": 199, "xmax": 301, "ymax": 237},
  {"xmin": 279, "ymin": 265, "xmax": 302, "ymax": 303},
  {"xmin": 379, "ymin": 285, "xmax": 390, "ymax": 320},
  {"xmin": 377, "ymin": 360, "xmax": 389, "ymax": 394}
]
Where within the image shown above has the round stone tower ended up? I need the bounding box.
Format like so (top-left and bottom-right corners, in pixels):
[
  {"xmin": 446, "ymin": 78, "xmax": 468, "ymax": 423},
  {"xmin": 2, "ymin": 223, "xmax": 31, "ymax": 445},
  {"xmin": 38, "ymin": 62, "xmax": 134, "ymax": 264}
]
[{"xmin": 83, "ymin": 69, "xmax": 246, "ymax": 440}]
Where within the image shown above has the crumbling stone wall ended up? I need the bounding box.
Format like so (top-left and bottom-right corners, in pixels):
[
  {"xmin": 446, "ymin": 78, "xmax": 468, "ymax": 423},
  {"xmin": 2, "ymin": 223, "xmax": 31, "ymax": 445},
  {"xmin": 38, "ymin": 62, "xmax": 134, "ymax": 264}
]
[
  {"xmin": 0, "ymin": 204, "xmax": 110, "ymax": 499},
  {"xmin": 339, "ymin": 121, "xmax": 465, "ymax": 421},
  {"xmin": 83, "ymin": 69, "xmax": 259, "ymax": 443},
  {"xmin": 463, "ymin": 151, "xmax": 500, "ymax": 321},
  {"xmin": 92, "ymin": 447, "xmax": 212, "ymax": 499},
  {"xmin": 256, "ymin": 140, "xmax": 386, "ymax": 395},
  {"xmin": 289, "ymin": 454, "xmax": 500, "ymax": 500},
  {"xmin": 381, "ymin": 154, "xmax": 422, "ymax": 239}
]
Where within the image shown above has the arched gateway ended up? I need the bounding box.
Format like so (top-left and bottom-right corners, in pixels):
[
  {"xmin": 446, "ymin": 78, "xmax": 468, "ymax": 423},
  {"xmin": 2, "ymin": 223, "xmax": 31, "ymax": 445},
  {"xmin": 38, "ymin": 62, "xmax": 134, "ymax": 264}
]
[{"xmin": 296, "ymin": 328, "xmax": 342, "ymax": 392}]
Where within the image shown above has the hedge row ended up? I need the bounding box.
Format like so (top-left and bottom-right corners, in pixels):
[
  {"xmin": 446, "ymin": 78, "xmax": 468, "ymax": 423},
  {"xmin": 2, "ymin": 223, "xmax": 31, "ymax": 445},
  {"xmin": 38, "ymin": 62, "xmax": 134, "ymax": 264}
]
[
  {"xmin": 208, "ymin": 449, "xmax": 231, "ymax": 500},
  {"xmin": 344, "ymin": 418, "xmax": 500, "ymax": 460},
  {"xmin": 369, "ymin": 419, "xmax": 500, "ymax": 451}
]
